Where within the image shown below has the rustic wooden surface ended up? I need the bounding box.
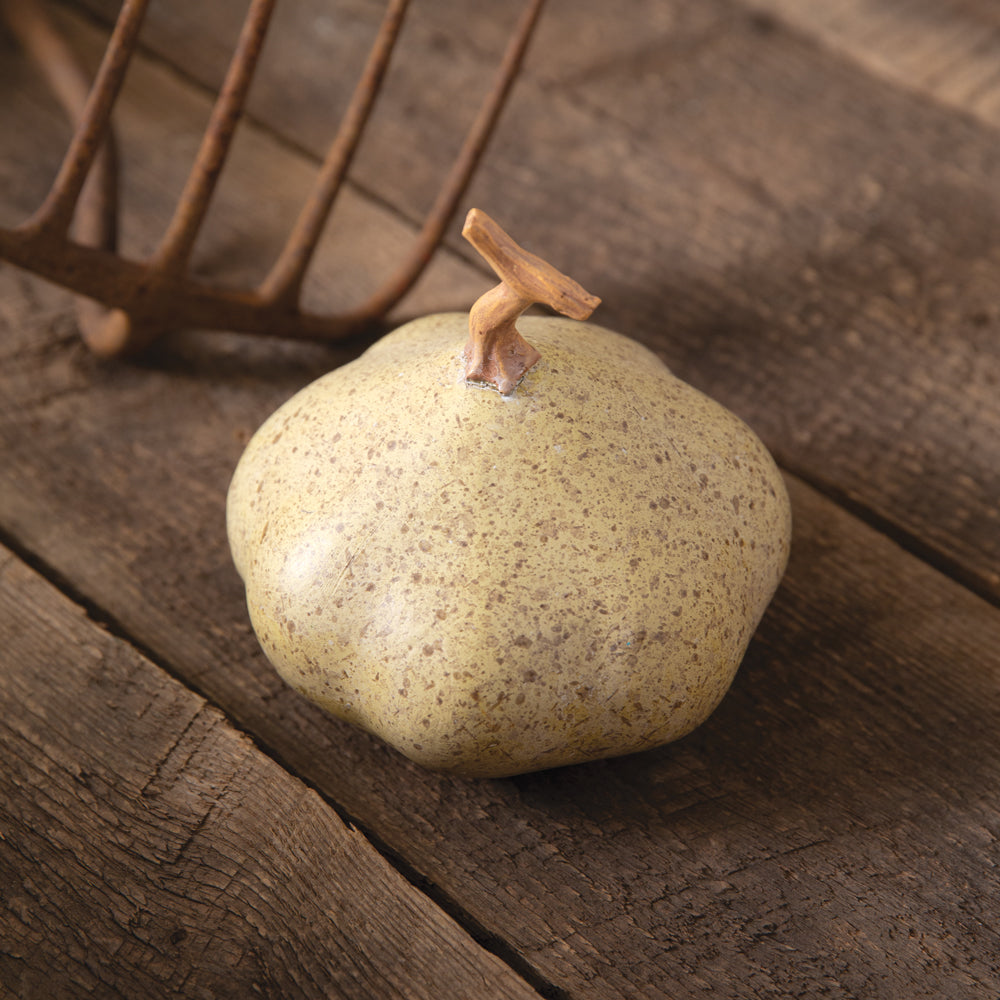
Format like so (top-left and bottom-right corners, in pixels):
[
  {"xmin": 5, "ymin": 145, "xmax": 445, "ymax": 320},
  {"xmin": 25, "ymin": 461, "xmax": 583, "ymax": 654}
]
[{"xmin": 2, "ymin": 1, "xmax": 999, "ymax": 997}]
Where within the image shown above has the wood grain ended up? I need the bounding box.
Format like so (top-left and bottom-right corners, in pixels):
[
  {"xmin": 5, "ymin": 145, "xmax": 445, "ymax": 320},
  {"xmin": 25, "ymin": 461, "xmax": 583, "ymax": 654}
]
[
  {"xmin": 4, "ymin": 263, "xmax": 999, "ymax": 997},
  {"xmin": 0, "ymin": 544, "xmax": 542, "ymax": 999},
  {"xmin": 3, "ymin": 4, "xmax": 1000, "ymax": 998},
  {"xmin": 750, "ymin": 0, "xmax": 1000, "ymax": 127}
]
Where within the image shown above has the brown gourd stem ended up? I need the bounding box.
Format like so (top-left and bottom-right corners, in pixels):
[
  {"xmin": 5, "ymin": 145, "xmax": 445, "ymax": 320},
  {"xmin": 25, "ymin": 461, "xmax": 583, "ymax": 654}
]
[{"xmin": 461, "ymin": 208, "xmax": 601, "ymax": 395}]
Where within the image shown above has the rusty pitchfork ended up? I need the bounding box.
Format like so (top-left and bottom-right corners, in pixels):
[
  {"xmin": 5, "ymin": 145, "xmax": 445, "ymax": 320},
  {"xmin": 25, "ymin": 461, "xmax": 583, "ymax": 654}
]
[{"xmin": 0, "ymin": 0, "xmax": 545, "ymax": 356}]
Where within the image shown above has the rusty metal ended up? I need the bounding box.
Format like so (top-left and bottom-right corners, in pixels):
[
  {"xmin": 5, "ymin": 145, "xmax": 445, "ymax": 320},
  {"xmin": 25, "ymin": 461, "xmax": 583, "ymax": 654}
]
[{"xmin": 0, "ymin": 0, "xmax": 546, "ymax": 356}]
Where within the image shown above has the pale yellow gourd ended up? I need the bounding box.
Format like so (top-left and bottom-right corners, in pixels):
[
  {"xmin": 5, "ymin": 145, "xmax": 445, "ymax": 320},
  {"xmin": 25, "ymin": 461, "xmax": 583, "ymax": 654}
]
[{"xmin": 227, "ymin": 210, "xmax": 791, "ymax": 778}]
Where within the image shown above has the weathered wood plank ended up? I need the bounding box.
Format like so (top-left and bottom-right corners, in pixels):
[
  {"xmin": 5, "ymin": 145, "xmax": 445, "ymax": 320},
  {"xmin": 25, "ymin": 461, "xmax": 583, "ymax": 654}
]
[
  {"xmin": 4, "ymin": 264, "xmax": 1000, "ymax": 998},
  {"xmin": 61, "ymin": 0, "xmax": 1000, "ymax": 603},
  {"xmin": 0, "ymin": 544, "xmax": 543, "ymax": 999},
  {"xmin": 748, "ymin": 0, "xmax": 1000, "ymax": 128}
]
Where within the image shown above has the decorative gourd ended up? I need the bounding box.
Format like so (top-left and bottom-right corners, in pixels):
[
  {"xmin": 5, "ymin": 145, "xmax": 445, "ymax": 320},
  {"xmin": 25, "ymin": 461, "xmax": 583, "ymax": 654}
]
[{"xmin": 227, "ymin": 209, "xmax": 791, "ymax": 778}]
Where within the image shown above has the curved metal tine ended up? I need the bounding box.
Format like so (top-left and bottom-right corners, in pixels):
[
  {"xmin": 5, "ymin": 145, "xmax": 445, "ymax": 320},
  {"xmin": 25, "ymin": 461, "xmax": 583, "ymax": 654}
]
[
  {"xmin": 343, "ymin": 0, "xmax": 547, "ymax": 329},
  {"xmin": 258, "ymin": 0, "xmax": 411, "ymax": 310},
  {"xmin": 14, "ymin": 0, "xmax": 148, "ymax": 241},
  {"xmin": 150, "ymin": 0, "xmax": 277, "ymax": 276},
  {"xmin": 1, "ymin": 0, "xmax": 124, "ymax": 354},
  {"xmin": 0, "ymin": 0, "xmax": 119, "ymax": 249}
]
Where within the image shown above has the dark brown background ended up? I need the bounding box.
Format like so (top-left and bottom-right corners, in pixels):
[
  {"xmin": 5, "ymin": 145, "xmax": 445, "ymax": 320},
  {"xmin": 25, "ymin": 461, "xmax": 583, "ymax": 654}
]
[{"xmin": 2, "ymin": 1, "xmax": 998, "ymax": 997}]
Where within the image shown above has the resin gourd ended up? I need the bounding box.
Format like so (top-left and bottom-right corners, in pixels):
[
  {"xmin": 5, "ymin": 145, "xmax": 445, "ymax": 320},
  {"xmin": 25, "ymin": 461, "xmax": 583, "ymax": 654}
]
[{"xmin": 227, "ymin": 209, "xmax": 791, "ymax": 778}]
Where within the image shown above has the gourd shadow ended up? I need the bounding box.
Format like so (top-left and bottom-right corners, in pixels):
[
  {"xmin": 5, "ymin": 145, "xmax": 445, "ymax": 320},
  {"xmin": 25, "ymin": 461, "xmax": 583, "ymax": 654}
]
[{"xmin": 503, "ymin": 483, "xmax": 999, "ymax": 855}]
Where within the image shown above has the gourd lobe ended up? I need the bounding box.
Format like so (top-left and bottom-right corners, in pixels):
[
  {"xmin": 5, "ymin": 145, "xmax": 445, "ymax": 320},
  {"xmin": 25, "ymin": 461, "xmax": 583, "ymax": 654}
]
[{"xmin": 227, "ymin": 211, "xmax": 791, "ymax": 778}]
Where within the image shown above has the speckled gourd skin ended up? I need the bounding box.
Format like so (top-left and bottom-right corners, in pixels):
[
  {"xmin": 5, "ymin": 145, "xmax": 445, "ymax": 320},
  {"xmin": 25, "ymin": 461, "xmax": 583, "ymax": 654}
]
[{"xmin": 227, "ymin": 314, "xmax": 791, "ymax": 778}]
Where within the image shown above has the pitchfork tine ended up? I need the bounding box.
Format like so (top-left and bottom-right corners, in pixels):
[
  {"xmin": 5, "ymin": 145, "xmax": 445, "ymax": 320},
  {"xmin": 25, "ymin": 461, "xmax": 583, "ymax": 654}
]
[
  {"xmin": 152, "ymin": 0, "xmax": 277, "ymax": 274},
  {"xmin": 345, "ymin": 0, "xmax": 547, "ymax": 328},
  {"xmin": 260, "ymin": 0, "xmax": 411, "ymax": 309},
  {"xmin": 14, "ymin": 0, "xmax": 148, "ymax": 241},
  {"xmin": 1, "ymin": 0, "xmax": 122, "ymax": 354}
]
